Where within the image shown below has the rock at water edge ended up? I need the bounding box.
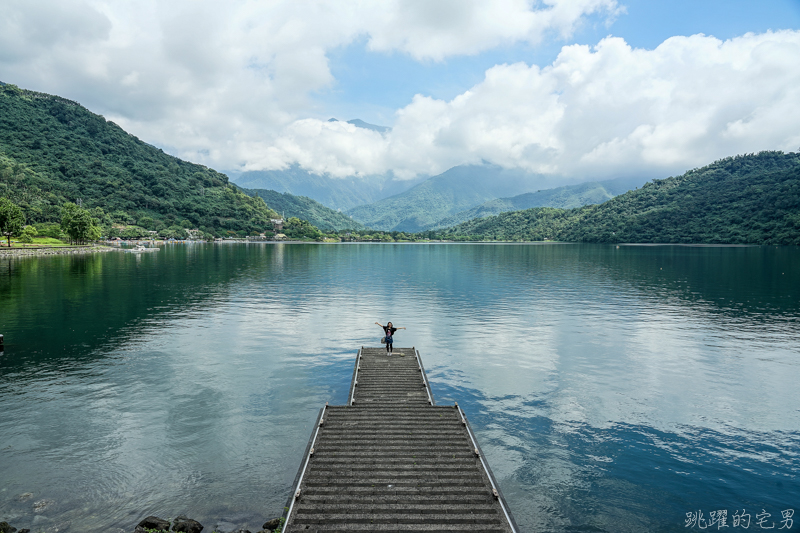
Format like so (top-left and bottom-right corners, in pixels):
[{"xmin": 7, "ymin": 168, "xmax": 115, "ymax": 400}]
[
  {"xmin": 171, "ymin": 515, "xmax": 203, "ymax": 533},
  {"xmin": 136, "ymin": 516, "xmax": 170, "ymax": 531}
]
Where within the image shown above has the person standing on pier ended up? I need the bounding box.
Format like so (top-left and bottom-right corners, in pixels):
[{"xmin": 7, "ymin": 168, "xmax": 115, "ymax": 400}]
[{"xmin": 375, "ymin": 321, "xmax": 405, "ymax": 355}]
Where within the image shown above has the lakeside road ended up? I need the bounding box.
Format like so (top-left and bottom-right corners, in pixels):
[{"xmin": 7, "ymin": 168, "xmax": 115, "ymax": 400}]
[{"xmin": 0, "ymin": 245, "xmax": 121, "ymax": 257}]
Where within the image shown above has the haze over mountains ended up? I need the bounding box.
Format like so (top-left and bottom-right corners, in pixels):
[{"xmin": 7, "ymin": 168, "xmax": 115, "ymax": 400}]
[
  {"xmin": 233, "ymin": 157, "xmax": 650, "ymax": 232},
  {"xmin": 239, "ymin": 187, "xmax": 365, "ymax": 232},
  {"xmin": 230, "ymin": 165, "xmax": 423, "ymax": 212},
  {"xmin": 228, "ymin": 119, "xmax": 417, "ymax": 212},
  {"xmin": 4, "ymin": 81, "xmax": 798, "ymax": 246},
  {"xmin": 442, "ymin": 151, "xmax": 800, "ymax": 245},
  {"xmin": 430, "ymin": 176, "xmax": 649, "ymax": 230},
  {"xmin": 344, "ymin": 164, "xmax": 545, "ymax": 232},
  {"xmin": 227, "ymin": 117, "xmax": 657, "ymax": 231}
]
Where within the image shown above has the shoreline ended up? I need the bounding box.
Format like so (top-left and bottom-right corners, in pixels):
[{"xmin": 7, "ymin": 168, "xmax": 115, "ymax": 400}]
[
  {"xmin": 0, "ymin": 242, "xmax": 769, "ymax": 260},
  {"xmin": 0, "ymin": 245, "xmax": 121, "ymax": 257}
]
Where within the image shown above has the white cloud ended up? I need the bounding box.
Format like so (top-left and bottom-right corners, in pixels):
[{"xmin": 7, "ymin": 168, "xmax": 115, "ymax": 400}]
[
  {"xmin": 365, "ymin": 0, "xmax": 622, "ymax": 60},
  {"xmin": 1, "ymin": 1, "xmax": 798, "ymax": 184},
  {"xmin": 0, "ymin": 0, "xmax": 619, "ymax": 172},
  {"xmin": 265, "ymin": 30, "xmax": 800, "ymax": 181}
]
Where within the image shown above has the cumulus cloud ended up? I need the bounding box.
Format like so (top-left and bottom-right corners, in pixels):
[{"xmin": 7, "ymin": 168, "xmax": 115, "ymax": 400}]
[
  {"xmin": 267, "ymin": 30, "xmax": 800, "ymax": 181},
  {"xmin": 364, "ymin": 0, "xmax": 621, "ymax": 60},
  {"xmin": 1, "ymin": 1, "xmax": 798, "ymax": 184},
  {"xmin": 0, "ymin": 0, "xmax": 619, "ymax": 172}
]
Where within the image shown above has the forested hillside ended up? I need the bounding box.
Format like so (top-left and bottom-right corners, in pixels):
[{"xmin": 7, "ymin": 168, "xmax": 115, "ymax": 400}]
[
  {"xmin": 231, "ymin": 165, "xmax": 421, "ymax": 212},
  {"xmin": 346, "ymin": 164, "xmax": 545, "ymax": 232},
  {"xmin": 430, "ymin": 176, "xmax": 645, "ymax": 229},
  {"xmin": 442, "ymin": 152, "xmax": 800, "ymax": 245},
  {"xmin": 241, "ymin": 187, "xmax": 365, "ymax": 231},
  {"xmin": 0, "ymin": 83, "xmax": 278, "ymax": 236}
]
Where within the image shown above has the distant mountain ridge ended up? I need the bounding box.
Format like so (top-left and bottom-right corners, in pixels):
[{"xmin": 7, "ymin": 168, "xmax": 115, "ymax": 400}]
[
  {"xmin": 230, "ymin": 165, "xmax": 423, "ymax": 212},
  {"xmin": 344, "ymin": 164, "xmax": 648, "ymax": 232},
  {"xmin": 442, "ymin": 151, "xmax": 800, "ymax": 245},
  {"xmin": 328, "ymin": 118, "xmax": 392, "ymax": 134},
  {"xmin": 239, "ymin": 187, "xmax": 365, "ymax": 231},
  {"xmin": 430, "ymin": 176, "xmax": 647, "ymax": 229}
]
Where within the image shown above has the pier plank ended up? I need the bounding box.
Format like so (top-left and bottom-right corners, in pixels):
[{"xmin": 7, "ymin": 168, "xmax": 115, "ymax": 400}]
[{"xmin": 283, "ymin": 347, "xmax": 517, "ymax": 533}]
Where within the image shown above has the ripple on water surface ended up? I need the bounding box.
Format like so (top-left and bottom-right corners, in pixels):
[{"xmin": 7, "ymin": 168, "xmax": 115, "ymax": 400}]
[{"xmin": 0, "ymin": 243, "xmax": 798, "ymax": 532}]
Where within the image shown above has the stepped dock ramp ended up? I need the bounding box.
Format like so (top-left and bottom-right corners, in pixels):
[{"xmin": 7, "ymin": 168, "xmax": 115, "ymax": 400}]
[{"xmin": 283, "ymin": 347, "xmax": 518, "ymax": 532}]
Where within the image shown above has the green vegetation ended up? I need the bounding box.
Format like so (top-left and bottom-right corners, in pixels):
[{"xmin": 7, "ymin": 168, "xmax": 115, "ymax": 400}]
[
  {"xmin": 232, "ymin": 164, "xmax": 419, "ymax": 212},
  {"xmin": 19, "ymin": 224, "xmax": 37, "ymax": 243},
  {"xmin": 0, "ymin": 83, "xmax": 279, "ymax": 238},
  {"xmin": 242, "ymin": 187, "xmax": 365, "ymax": 231},
  {"xmin": 439, "ymin": 152, "xmax": 800, "ymax": 245},
  {"xmin": 345, "ymin": 164, "xmax": 548, "ymax": 232},
  {"xmin": 282, "ymin": 216, "xmax": 325, "ymax": 240},
  {"xmin": 0, "ymin": 196, "xmax": 25, "ymax": 246},
  {"xmin": 60, "ymin": 202, "xmax": 101, "ymax": 244},
  {"xmin": 430, "ymin": 176, "xmax": 644, "ymax": 229}
]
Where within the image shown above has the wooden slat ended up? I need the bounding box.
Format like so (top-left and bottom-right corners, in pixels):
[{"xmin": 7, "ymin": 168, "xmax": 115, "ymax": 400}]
[{"xmin": 283, "ymin": 348, "xmax": 517, "ymax": 533}]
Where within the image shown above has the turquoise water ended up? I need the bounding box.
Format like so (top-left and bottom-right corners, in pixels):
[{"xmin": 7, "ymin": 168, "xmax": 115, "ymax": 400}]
[{"xmin": 1, "ymin": 243, "xmax": 798, "ymax": 532}]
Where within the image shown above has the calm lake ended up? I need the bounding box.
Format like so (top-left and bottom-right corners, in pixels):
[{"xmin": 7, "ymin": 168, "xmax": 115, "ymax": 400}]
[{"xmin": 1, "ymin": 243, "xmax": 798, "ymax": 532}]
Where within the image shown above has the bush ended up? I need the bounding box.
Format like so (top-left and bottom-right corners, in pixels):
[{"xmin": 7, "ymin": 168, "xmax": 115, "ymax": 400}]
[
  {"xmin": 35, "ymin": 222, "xmax": 64, "ymax": 239},
  {"xmin": 121, "ymin": 226, "xmax": 148, "ymax": 239}
]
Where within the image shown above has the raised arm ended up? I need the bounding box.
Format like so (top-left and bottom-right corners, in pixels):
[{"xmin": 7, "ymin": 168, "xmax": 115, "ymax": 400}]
[{"xmin": 375, "ymin": 321, "xmax": 385, "ymax": 328}]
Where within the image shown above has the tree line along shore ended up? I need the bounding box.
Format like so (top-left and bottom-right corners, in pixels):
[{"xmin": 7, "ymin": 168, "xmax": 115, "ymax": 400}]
[{"xmin": 2, "ymin": 82, "xmax": 800, "ymax": 247}]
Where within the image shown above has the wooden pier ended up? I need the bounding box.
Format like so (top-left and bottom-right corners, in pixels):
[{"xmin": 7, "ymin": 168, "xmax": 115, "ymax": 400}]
[{"xmin": 283, "ymin": 347, "xmax": 518, "ymax": 532}]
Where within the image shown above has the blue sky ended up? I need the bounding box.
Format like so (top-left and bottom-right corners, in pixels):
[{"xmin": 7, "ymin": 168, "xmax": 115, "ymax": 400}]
[
  {"xmin": 3, "ymin": 0, "xmax": 799, "ymax": 183},
  {"xmin": 322, "ymin": 0, "xmax": 800, "ymax": 126}
]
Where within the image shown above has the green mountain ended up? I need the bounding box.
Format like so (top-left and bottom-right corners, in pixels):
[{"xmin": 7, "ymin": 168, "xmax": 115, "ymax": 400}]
[
  {"xmin": 430, "ymin": 176, "xmax": 645, "ymax": 229},
  {"xmin": 240, "ymin": 187, "xmax": 365, "ymax": 231},
  {"xmin": 441, "ymin": 152, "xmax": 800, "ymax": 245},
  {"xmin": 230, "ymin": 166, "xmax": 422, "ymax": 212},
  {"xmin": 346, "ymin": 164, "xmax": 554, "ymax": 232},
  {"xmin": 229, "ymin": 119, "xmax": 411, "ymax": 212},
  {"xmin": 0, "ymin": 82, "xmax": 278, "ymax": 235}
]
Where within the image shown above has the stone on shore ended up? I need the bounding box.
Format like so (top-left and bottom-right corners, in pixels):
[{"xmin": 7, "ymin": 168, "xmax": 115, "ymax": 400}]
[
  {"xmin": 0, "ymin": 521, "xmax": 16, "ymax": 533},
  {"xmin": 135, "ymin": 516, "xmax": 170, "ymax": 532},
  {"xmin": 262, "ymin": 518, "xmax": 281, "ymax": 531},
  {"xmin": 171, "ymin": 515, "xmax": 203, "ymax": 533}
]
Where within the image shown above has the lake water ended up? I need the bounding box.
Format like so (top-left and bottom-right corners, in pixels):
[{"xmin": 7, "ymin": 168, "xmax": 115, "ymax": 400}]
[{"xmin": 1, "ymin": 243, "xmax": 798, "ymax": 532}]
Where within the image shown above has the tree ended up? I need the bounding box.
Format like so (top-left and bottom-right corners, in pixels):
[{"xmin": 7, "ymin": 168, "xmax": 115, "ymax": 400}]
[
  {"xmin": 19, "ymin": 225, "xmax": 38, "ymax": 244},
  {"xmin": 283, "ymin": 216, "xmax": 323, "ymax": 240},
  {"xmin": 0, "ymin": 197, "xmax": 26, "ymax": 247},
  {"xmin": 138, "ymin": 216, "xmax": 155, "ymax": 229},
  {"xmin": 60, "ymin": 202, "xmax": 100, "ymax": 244}
]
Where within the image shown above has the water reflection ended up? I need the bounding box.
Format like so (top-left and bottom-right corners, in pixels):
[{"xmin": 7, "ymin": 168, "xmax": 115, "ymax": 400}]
[{"xmin": 1, "ymin": 243, "xmax": 798, "ymax": 532}]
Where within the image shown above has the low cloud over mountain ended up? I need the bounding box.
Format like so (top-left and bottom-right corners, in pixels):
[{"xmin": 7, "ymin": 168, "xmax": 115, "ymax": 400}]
[{"xmin": 3, "ymin": 1, "xmax": 798, "ymax": 189}]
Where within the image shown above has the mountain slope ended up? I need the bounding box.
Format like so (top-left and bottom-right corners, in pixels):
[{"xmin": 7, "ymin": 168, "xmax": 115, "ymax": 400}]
[
  {"xmin": 328, "ymin": 118, "xmax": 391, "ymax": 134},
  {"xmin": 345, "ymin": 164, "xmax": 550, "ymax": 232},
  {"xmin": 431, "ymin": 176, "xmax": 646, "ymax": 229},
  {"xmin": 442, "ymin": 152, "xmax": 800, "ymax": 245},
  {"xmin": 241, "ymin": 187, "xmax": 365, "ymax": 231},
  {"xmin": 230, "ymin": 166, "xmax": 422, "ymax": 211},
  {"xmin": 0, "ymin": 83, "xmax": 278, "ymax": 234}
]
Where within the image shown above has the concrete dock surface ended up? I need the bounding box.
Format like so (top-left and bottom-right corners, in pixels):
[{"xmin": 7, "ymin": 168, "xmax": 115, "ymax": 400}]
[{"xmin": 283, "ymin": 347, "xmax": 518, "ymax": 532}]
